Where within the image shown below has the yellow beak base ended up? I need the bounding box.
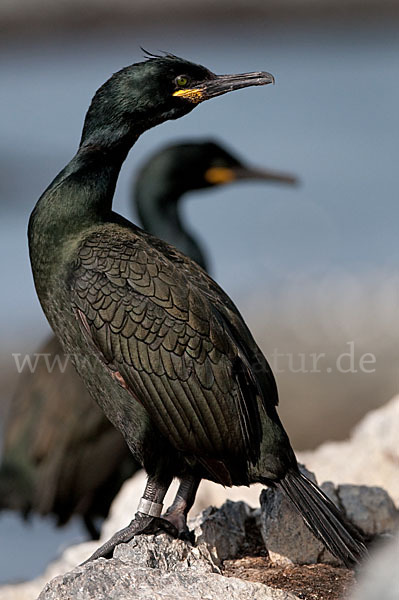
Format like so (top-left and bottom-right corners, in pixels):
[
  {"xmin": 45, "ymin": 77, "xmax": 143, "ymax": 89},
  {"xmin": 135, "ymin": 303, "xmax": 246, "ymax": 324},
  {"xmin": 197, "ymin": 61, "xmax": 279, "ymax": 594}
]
[
  {"xmin": 172, "ymin": 88, "xmax": 204, "ymax": 103},
  {"xmin": 204, "ymin": 167, "xmax": 236, "ymax": 185}
]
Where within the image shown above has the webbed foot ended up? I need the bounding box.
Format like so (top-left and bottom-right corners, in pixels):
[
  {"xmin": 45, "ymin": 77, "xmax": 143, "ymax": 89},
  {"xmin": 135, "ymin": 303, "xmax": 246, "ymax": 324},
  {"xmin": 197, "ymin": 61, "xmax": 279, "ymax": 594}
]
[{"xmin": 82, "ymin": 513, "xmax": 178, "ymax": 563}]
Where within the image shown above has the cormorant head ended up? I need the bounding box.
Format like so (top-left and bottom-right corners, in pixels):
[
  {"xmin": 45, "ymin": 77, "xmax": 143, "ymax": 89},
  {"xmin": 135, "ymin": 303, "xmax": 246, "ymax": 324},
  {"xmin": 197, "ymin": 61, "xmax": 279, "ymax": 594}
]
[
  {"xmin": 137, "ymin": 139, "xmax": 297, "ymax": 199},
  {"xmin": 80, "ymin": 53, "xmax": 275, "ymax": 148}
]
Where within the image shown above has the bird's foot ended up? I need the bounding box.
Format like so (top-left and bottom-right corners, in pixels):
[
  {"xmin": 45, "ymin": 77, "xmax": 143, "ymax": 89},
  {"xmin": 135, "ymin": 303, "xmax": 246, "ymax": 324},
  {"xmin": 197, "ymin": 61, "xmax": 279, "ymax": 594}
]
[
  {"xmin": 162, "ymin": 508, "xmax": 194, "ymax": 543},
  {"xmin": 82, "ymin": 513, "xmax": 178, "ymax": 563}
]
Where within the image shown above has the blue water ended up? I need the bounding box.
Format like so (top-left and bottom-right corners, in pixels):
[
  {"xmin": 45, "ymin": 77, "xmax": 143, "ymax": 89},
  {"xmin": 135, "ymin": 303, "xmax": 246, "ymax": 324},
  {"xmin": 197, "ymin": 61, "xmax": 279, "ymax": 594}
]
[
  {"xmin": 0, "ymin": 512, "xmax": 85, "ymax": 584},
  {"xmin": 0, "ymin": 17, "xmax": 398, "ymax": 584}
]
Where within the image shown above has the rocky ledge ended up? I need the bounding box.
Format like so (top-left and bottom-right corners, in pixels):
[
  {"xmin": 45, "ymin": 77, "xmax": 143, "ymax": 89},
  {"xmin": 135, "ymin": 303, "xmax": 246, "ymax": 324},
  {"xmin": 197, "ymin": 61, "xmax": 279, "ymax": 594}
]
[
  {"xmin": 37, "ymin": 472, "xmax": 398, "ymax": 600},
  {"xmin": 38, "ymin": 532, "xmax": 298, "ymax": 600}
]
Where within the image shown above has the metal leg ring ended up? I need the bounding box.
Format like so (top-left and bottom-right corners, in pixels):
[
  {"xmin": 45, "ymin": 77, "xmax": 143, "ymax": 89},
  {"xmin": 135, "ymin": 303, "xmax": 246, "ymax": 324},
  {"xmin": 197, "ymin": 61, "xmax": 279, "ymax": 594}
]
[{"xmin": 137, "ymin": 497, "xmax": 163, "ymax": 518}]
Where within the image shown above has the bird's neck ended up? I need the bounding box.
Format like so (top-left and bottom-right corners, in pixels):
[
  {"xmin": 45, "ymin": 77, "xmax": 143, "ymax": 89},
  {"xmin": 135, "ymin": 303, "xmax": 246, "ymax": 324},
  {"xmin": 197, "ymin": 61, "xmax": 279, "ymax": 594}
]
[
  {"xmin": 28, "ymin": 130, "xmax": 137, "ymax": 289},
  {"xmin": 136, "ymin": 186, "xmax": 185, "ymax": 242},
  {"xmin": 135, "ymin": 185, "xmax": 207, "ymax": 269}
]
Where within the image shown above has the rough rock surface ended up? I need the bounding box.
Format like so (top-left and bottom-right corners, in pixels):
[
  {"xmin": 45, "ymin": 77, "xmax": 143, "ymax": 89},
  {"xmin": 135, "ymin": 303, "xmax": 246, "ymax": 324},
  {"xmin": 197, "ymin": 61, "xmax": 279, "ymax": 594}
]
[
  {"xmin": 112, "ymin": 533, "xmax": 217, "ymax": 573},
  {"xmin": 1, "ymin": 482, "xmax": 398, "ymax": 600},
  {"xmin": 29, "ymin": 483, "xmax": 399, "ymax": 598},
  {"xmin": 298, "ymin": 395, "xmax": 399, "ymax": 505},
  {"xmin": 189, "ymin": 500, "xmax": 255, "ymax": 563},
  {"xmin": 38, "ymin": 534, "xmax": 299, "ymax": 600},
  {"xmin": 259, "ymin": 467, "xmax": 339, "ymax": 566},
  {"xmin": 336, "ymin": 484, "xmax": 398, "ymax": 536},
  {"xmin": 259, "ymin": 468, "xmax": 398, "ymax": 566}
]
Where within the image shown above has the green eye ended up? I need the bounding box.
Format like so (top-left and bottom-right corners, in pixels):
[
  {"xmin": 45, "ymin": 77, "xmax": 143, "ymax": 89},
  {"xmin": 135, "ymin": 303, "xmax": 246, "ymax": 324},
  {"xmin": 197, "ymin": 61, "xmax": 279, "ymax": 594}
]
[{"xmin": 175, "ymin": 75, "xmax": 189, "ymax": 88}]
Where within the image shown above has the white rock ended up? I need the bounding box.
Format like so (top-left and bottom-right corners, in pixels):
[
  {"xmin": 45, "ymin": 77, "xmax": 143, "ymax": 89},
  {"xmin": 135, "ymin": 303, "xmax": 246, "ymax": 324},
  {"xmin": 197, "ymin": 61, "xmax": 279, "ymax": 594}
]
[
  {"xmin": 298, "ymin": 395, "xmax": 399, "ymax": 505},
  {"xmin": 37, "ymin": 533, "xmax": 300, "ymax": 600},
  {"xmin": 349, "ymin": 531, "xmax": 399, "ymax": 600}
]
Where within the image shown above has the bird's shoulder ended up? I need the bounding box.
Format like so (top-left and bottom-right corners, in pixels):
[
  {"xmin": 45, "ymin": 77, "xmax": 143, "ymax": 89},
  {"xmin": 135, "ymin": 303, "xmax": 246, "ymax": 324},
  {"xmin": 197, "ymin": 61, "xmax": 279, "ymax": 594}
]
[{"xmin": 70, "ymin": 222, "xmax": 240, "ymax": 338}]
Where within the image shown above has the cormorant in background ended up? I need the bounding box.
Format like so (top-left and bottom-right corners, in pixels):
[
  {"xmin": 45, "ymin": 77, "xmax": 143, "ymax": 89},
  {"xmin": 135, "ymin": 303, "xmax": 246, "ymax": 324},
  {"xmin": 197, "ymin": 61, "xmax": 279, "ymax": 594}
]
[
  {"xmin": 1, "ymin": 138, "xmax": 295, "ymax": 538},
  {"xmin": 135, "ymin": 139, "xmax": 296, "ymax": 271},
  {"xmin": 28, "ymin": 53, "xmax": 365, "ymax": 565}
]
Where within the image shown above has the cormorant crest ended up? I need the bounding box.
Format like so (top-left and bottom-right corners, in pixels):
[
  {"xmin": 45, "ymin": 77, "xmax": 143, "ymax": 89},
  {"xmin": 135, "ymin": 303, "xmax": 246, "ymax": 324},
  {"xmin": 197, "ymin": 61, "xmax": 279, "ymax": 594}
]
[{"xmin": 141, "ymin": 48, "xmax": 184, "ymax": 63}]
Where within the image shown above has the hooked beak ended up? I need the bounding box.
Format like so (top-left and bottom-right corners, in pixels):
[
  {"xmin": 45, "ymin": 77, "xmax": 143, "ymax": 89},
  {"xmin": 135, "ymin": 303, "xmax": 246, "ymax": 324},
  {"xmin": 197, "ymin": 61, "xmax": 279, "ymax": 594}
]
[
  {"xmin": 173, "ymin": 71, "xmax": 275, "ymax": 103},
  {"xmin": 204, "ymin": 165, "xmax": 298, "ymax": 186},
  {"xmin": 200, "ymin": 71, "xmax": 275, "ymax": 100}
]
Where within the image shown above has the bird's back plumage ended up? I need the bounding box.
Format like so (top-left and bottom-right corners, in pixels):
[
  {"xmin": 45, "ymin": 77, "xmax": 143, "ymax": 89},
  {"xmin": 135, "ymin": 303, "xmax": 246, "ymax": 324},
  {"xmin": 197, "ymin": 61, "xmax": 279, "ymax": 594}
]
[{"xmin": 70, "ymin": 223, "xmax": 282, "ymax": 485}]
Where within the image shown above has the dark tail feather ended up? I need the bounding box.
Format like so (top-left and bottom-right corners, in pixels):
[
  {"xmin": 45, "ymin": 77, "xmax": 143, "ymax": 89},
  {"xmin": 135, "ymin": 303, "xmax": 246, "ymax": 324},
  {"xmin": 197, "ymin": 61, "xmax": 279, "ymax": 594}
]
[{"xmin": 277, "ymin": 469, "xmax": 367, "ymax": 567}]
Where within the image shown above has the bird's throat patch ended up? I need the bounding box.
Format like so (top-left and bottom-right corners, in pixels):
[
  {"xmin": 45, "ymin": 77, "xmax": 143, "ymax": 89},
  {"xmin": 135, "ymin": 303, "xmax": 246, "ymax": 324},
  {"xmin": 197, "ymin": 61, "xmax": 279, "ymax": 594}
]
[{"xmin": 173, "ymin": 88, "xmax": 204, "ymax": 103}]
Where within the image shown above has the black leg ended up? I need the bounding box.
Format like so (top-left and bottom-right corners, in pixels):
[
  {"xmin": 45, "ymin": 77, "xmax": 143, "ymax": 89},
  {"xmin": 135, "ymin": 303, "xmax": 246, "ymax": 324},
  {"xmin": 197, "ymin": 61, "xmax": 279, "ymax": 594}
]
[
  {"xmin": 163, "ymin": 475, "xmax": 200, "ymax": 539},
  {"xmin": 82, "ymin": 474, "xmax": 176, "ymax": 563}
]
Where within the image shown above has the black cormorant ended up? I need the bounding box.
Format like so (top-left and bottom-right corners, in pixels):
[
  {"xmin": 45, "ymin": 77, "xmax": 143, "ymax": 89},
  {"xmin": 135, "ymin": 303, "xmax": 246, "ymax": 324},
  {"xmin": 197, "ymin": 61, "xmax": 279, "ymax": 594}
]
[
  {"xmin": 135, "ymin": 139, "xmax": 296, "ymax": 271},
  {"xmin": 28, "ymin": 53, "xmax": 366, "ymax": 565},
  {"xmin": 2, "ymin": 139, "xmax": 295, "ymax": 537}
]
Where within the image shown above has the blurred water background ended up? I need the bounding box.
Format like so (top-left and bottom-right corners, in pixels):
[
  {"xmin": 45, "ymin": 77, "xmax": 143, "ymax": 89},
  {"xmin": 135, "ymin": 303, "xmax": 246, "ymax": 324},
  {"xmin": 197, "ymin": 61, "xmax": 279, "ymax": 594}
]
[{"xmin": 0, "ymin": 1, "xmax": 398, "ymax": 584}]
